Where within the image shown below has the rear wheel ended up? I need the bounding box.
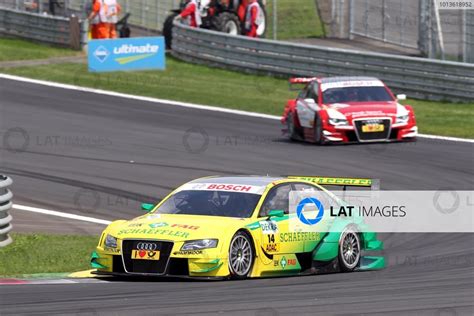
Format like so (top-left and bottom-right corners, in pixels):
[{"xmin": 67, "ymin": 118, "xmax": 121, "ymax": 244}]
[
  {"xmin": 215, "ymin": 12, "xmax": 241, "ymax": 35},
  {"xmin": 228, "ymin": 231, "xmax": 254, "ymax": 279},
  {"xmin": 338, "ymin": 229, "xmax": 361, "ymax": 272},
  {"xmin": 287, "ymin": 112, "xmax": 298, "ymax": 141}
]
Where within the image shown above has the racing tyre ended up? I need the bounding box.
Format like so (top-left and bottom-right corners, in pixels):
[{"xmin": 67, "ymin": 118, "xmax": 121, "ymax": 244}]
[
  {"xmin": 338, "ymin": 228, "xmax": 361, "ymax": 272},
  {"xmin": 228, "ymin": 231, "xmax": 254, "ymax": 279},
  {"xmin": 287, "ymin": 112, "xmax": 298, "ymax": 141},
  {"xmin": 215, "ymin": 12, "xmax": 241, "ymax": 36},
  {"xmin": 314, "ymin": 115, "xmax": 324, "ymax": 145},
  {"xmin": 163, "ymin": 13, "xmax": 179, "ymax": 49}
]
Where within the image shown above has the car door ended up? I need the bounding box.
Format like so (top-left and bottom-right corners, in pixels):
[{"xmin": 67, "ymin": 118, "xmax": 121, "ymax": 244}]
[
  {"xmin": 292, "ymin": 183, "xmax": 328, "ymax": 252},
  {"xmin": 257, "ymin": 184, "xmax": 305, "ymax": 255},
  {"xmin": 296, "ymin": 82, "xmax": 320, "ymax": 128}
]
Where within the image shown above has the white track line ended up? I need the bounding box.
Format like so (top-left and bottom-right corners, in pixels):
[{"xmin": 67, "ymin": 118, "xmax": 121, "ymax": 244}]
[
  {"xmin": 12, "ymin": 204, "xmax": 111, "ymax": 225},
  {"xmin": 417, "ymin": 133, "xmax": 474, "ymax": 143},
  {"xmin": 1, "ymin": 73, "xmax": 472, "ymax": 143}
]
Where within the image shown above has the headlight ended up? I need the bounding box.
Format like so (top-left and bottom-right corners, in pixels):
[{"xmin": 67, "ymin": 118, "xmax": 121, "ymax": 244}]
[
  {"xmin": 396, "ymin": 115, "xmax": 409, "ymax": 124},
  {"xmin": 327, "ymin": 109, "xmax": 349, "ymax": 126},
  {"xmin": 181, "ymin": 239, "xmax": 218, "ymax": 251},
  {"xmin": 329, "ymin": 118, "xmax": 349, "ymax": 126},
  {"xmin": 396, "ymin": 104, "xmax": 410, "ymax": 124},
  {"xmin": 104, "ymin": 234, "xmax": 117, "ymax": 248}
]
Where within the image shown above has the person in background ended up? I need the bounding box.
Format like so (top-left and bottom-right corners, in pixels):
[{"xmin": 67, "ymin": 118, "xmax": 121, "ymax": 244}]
[
  {"xmin": 48, "ymin": 0, "xmax": 61, "ymax": 16},
  {"xmin": 88, "ymin": 0, "xmax": 121, "ymax": 39},
  {"xmin": 244, "ymin": 0, "xmax": 261, "ymax": 38},
  {"xmin": 100, "ymin": 0, "xmax": 122, "ymax": 39},
  {"xmin": 175, "ymin": 0, "xmax": 202, "ymax": 28},
  {"xmin": 88, "ymin": 0, "xmax": 106, "ymax": 39},
  {"xmin": 237, "ymin": 0, "xmax": 248, "ymax": 22}
]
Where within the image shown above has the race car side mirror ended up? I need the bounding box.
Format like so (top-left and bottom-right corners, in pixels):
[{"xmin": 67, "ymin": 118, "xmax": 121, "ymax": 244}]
[
  {"xmin": 396, "ymin": 94, "xmax": 407, "ymax": 101},
  {"xmin": 141, "ymin": 203, "xmax": 155, "ymax": 213},
  {"xmin": 268, "ymin": 210, "xmax": 285, "ymax": 218},
  {"xmin": 304, "ymin": 98, "xmax": 316, "ymax": 104}
]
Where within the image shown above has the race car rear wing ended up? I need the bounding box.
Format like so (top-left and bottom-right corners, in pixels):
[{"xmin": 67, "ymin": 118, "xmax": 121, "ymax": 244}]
[
  {"xmin": 287, "ymin": 176, "xmax": 380, "ymax": 191},
  {"xmin": 289, "ymin": 77, "xmax": 319, "ymax": 91}
]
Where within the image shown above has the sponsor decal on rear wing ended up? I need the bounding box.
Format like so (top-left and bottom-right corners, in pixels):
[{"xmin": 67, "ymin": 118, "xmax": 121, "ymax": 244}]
[
  {"xmin": 177, "ymin": 183, "xmax": 266, "ymax": 194},
  {"xmin": 321, "ymin": 80, "xmax": 384, "ymax": 92},
  {"xmin": 289, "ymin": 77, "xmax": 319, "ymax": 91},
  {"xmin": 287, "ymin": 176, "xmax": 380, "ymax": 190}
]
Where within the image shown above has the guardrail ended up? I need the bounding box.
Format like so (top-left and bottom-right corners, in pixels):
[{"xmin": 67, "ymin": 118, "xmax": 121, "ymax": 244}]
[
  {"xmin": 172, "ymin": 24, "xmax": 474, "ymax": 102},
  {"xmin": 0, "ymin": 7, "xmax": 85, "ymax": 49},
  {"xmin": 0, "ymin": 175, "xmax": 13, "ymax": 248}
]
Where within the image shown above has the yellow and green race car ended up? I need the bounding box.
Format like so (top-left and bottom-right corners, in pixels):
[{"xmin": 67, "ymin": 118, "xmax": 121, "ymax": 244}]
[{"xmin": 91, "ymin": 176, "xmax": 385, "ymax": 279}]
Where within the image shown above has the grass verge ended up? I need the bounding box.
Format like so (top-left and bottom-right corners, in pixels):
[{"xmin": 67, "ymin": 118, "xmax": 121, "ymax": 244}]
[
  {"xmin": 0, "ymin": 38, "xmax": 80, "ymax": 62},
  {"xmin": 406, "ymin": 99, "xmax": 473, "ymax": 138},
  {"xmin": 0, "ymin": 233, "xmax": 97, "ymax": 277},
  {"xmin": 266, "ymin": 0, "xmax": 325, "ymax": 40}
]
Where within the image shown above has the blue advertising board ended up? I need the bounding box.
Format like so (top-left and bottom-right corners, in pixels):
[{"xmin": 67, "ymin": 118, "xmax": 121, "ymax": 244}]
[{"xmin": 88, "ymin": 37, "xmax": 166, "ymax": 72}]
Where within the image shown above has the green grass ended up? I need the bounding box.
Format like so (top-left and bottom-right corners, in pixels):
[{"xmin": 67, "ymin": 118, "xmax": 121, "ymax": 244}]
[
  {"xmin": 0, "ymin": 38, "xmax": 80, "ymax": 62},
  {"xmin": 406, "ymin": 99, "xmax": 474, "ymax": 138},
  {"xmin": 1, "ymin": 57, "xmax": 472, "ymax": 138},
  {"xmin": 0, "ymin": 233, "xmax": 98, "ymax": 277},
  {"xmin": 266, "ymin": 0, "xmax": 325, "ymax": 40}
]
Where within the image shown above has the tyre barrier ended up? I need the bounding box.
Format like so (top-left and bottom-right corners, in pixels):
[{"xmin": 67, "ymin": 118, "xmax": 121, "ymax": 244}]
[{"xmin": 0, "ymin": 175, "xmax": 13, "ymax": 248}]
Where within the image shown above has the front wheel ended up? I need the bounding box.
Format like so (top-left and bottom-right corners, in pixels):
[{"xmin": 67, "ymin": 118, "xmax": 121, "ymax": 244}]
[
  {"xmin": 338, "ymin": 229, "xmax": 361, "ymax": 272},
  {"xmin": 313, "ymin": 114, "xmax": 324, "ymax": 145},
  {"xmin": 228, "ymin": 231, "xmax": 254, "ymax": 279}
]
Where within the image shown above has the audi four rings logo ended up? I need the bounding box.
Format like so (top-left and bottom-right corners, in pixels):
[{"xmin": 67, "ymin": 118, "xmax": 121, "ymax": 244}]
[
  {"xmin": 365, "ymin": 119, "xmax": 382, "ymax": 124},
  {"xmin": 136, "ymin": 242, "xmax": 157, "ymax": 251}
]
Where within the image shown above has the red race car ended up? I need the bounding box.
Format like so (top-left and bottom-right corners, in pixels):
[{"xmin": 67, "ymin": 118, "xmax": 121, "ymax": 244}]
[{"xmin": 281, "ymin": 76, "xmax": 418, "ymax": 144}]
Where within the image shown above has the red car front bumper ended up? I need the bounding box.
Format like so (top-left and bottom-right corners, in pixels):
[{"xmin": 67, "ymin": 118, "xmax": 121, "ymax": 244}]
[{"xmin": 321, "ymin": 123, "xmax": 418, "ymax": 143}]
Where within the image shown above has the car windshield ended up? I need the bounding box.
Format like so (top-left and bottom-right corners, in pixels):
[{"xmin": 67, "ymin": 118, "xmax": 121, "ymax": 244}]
[
  {"xmin": 154, "ymin": 190, "xmax": 261, "ymax": 218},
  {"xmin": 323, "ymin": 86, "xmax": 393, "ymax": 103}
]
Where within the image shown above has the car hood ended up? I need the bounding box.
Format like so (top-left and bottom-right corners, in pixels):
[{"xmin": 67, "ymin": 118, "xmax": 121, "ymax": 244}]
[
  {"xmin": 327, "ymin": 101, "xmax": 399, "ymax": 120},
  {"xmin": 108, "ymin": 213, "xmax": 251, "ymax": 242}
]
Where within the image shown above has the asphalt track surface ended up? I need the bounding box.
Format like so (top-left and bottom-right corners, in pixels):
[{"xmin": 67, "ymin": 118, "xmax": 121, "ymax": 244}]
[{"xmin": 0, "ymin": 78, "xmax": 473, "ymax": 315}]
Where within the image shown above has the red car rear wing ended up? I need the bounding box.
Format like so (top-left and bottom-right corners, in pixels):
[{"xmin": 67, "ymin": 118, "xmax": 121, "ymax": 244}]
[
  {"xmin": 289, "ymin": 77, "xmax": 319, "ymax": 84},
  {"xmin": 289, "ymin": 77, "xmax": 319, "ymax": 91}
]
